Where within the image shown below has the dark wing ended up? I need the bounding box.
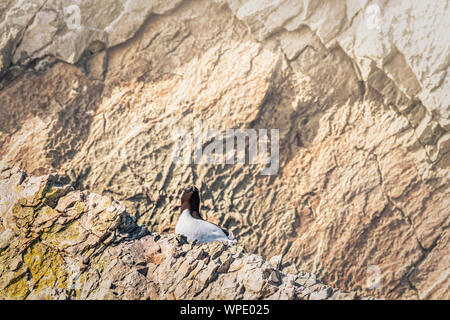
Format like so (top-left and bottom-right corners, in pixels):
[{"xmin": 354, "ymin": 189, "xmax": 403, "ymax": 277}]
[{"xmin": 219, "ymin": 226, "xmax": 229, "ymax": 237}]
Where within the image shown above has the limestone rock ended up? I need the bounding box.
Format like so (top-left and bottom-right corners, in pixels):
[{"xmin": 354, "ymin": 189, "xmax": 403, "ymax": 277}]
[
  {"xmin": 220, "ymin": 0, "xmax": 450, "ymax": 122},
  {"xmin": 0, "ymin": 0, "xmax": 184, "ymax": 74},
  {"xmin": 0, "ymin": 0, "xmax": 448, "ymax": 300},
  {"xmin": 0, "ymin": 167, "xmax": 359, "ymax": 300}
]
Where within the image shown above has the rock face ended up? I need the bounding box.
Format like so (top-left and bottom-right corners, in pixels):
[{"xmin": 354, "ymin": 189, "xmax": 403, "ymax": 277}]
[
  {"xmin": 0, "ymin": 166, "xmax": 362, "ymax": 300},
  {"xmin": 0, "ymin": 0, "xmax": 448, "ymax": 299}
]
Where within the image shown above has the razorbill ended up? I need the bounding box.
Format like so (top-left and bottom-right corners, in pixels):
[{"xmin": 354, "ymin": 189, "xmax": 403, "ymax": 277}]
[{"xmin": 175, "ymin": 186, "xmax": 236, "ymax": 245}]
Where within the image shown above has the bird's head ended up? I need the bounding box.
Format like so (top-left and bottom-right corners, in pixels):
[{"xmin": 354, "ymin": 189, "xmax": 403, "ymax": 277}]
[{"xmin": 181, "ymin": 186, "xmax": 200, "ymax": 214}]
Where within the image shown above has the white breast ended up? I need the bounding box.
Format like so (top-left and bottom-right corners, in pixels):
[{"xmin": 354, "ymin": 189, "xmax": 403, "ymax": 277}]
[{"xmin": 175, "ymin": 209, "xmax": 235, "ymax": 245}]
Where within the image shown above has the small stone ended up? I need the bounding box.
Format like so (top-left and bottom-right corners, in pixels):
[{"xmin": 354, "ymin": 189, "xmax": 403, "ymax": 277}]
[
  {"xmin": 86, "ymin": 51, "xmax": 107, "ymax": 80},
  {"xmin": 217, "ymin": 255, "xmax": 233, "ymax": 273},
  {"xmin": 282, "ymin": 263, "xmax": 299, "ymax": 275},
  {"xmin": 55, "ymin": 191, "xmax": 82, "ymax": 212},
  {"xmin": 198, "ymin": 261, "xmax": 219, "ymax": 286},
  {"xmin": 137, "ymin": 267, "xmax": 149, "ymax": 277},
  {"xmin": 195, "ymin": 249, "xmax": 209, "ymax": 260},
  {"xmin": 268, "ymin": 254, "xmax": 282, "ymax": 269},
  {"xmin": 416, "ymin": 115, "xmax": 440, "ymax": 145},
  {"xmin": 9, "ymin": 256, "xmax": 23, "ymax": 271},
  {"xmin": 309, "ymin": 287, "xmax": 333, "ymax": 300},
  {"xmin": 228, "ymin": 258, "xmax": 244, "ymax": 272},
  {"xmin": 207, "ymin": 241, "xmax": 226, "ymax": 259},
  {"xmin": 176, "ymin": 234, "xmax": 188, "ymax": 245},
  {"xmin": 0, "ymin": 167, "xmax": 371, "ymax": 300},
  {"xmin": 269, "ymin": 270, "xmax": 281, "ymax": 284},
  {"xmin": 172, "ymin": 247, "xmax": 187, "ymax": 258}
]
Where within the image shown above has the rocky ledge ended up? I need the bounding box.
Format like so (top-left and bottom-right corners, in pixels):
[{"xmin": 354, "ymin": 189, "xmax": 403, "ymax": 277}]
[{"xmin": 0, "ymin": 166, "xmax": 365, "ymax": 300}]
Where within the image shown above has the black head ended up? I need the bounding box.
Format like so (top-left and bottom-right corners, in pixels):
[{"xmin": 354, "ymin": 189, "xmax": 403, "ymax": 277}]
[{"xmin": 181, "ymin": 186, "xmax": 200, "ymax": 214}]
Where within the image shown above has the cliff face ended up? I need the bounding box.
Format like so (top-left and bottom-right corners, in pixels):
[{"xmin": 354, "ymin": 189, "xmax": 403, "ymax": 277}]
[
  {"xmin": 0, "ymin": 0, "xmax": 449, "ymax": 299},
  {"xmin": 0, "ymin": 166, "xmax": 361, "ymax": 300}
]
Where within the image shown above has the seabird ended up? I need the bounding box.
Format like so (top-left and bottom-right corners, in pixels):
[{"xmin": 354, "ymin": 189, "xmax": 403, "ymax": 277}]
[{"xmin": 175, "ymin": 186, "xmax": 236, "ymax": 245}]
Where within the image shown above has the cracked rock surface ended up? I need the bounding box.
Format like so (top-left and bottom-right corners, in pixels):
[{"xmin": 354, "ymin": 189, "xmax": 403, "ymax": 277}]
[
  {"xmin": 0, "ymin": 166, "xmax": 362, "ymax": 300},
  {"xmin": 0, "ymin": 0, "xmax": 449, "ymax": 299}
]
